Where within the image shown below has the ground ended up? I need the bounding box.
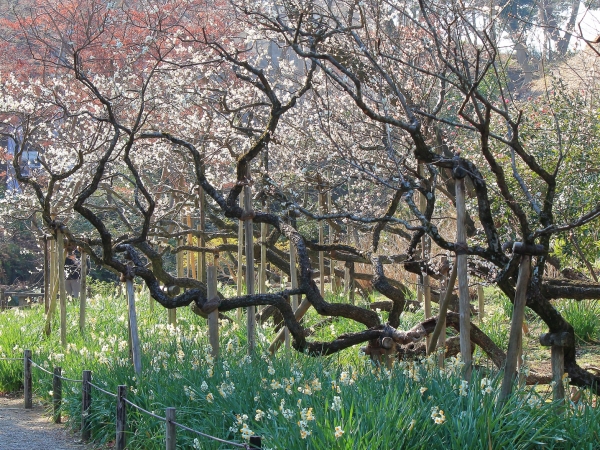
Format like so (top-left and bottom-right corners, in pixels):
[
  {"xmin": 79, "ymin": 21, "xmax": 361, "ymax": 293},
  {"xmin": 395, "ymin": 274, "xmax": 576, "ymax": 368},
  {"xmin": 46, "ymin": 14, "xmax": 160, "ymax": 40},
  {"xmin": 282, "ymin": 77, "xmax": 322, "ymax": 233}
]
[{"xmin": 0, "ymin": 393, "xmax": 95, "ymax": 450}]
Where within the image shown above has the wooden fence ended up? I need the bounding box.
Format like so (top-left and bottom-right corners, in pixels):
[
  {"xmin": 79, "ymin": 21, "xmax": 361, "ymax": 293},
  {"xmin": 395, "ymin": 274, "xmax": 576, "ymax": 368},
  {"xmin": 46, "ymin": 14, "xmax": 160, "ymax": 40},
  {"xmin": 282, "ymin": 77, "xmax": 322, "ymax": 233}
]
[{"xmin": 0, "ymin": 352, "xmax": 261, "ymax": 450}]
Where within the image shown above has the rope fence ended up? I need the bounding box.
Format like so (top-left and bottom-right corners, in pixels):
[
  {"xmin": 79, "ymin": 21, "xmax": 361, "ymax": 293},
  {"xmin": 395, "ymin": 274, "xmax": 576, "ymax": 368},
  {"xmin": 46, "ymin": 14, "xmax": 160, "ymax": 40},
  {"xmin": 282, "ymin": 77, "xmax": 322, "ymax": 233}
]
[
  {"xmin": 88, "ymin": 381, "xmax": 117, "ymax": 398},
  {"xmin": 30, "ymin": 360, "xmax": 82, "ymax": 383},
  {"xmin": 6, "ymin": 350, "xmax": 261, "ymax": 450}
]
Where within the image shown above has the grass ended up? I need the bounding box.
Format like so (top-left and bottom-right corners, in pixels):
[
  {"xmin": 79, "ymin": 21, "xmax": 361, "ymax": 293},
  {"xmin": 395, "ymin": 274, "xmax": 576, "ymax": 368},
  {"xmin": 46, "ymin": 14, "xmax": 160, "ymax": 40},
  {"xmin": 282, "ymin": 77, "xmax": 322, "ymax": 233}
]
[
  {"xmin": 0, "ymin": 282, "xmax": 599, "ymax": 449},
  {"xmin": 559, "ymin": 300, "xmax": 600, "ymax": 345}
]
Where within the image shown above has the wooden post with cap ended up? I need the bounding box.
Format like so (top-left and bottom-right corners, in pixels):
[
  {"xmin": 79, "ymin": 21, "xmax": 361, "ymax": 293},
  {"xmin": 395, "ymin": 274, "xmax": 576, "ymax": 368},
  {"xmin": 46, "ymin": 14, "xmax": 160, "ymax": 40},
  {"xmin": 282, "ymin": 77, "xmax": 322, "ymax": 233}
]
[{"xmin": 539, "ymin": 331, "xmax": 572, "ymax": 402}]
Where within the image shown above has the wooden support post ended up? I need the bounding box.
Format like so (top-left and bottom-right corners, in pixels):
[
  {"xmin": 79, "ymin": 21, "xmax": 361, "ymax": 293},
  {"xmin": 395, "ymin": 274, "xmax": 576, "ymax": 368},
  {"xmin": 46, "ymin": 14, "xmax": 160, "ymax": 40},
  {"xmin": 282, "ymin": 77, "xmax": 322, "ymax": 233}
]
[
  {"xmin": 551, "ymin": 345, "xmax": 565, "ymax": 401},
  {"xmin": 428, "ymin": 261, "xmax": 457, "ymax": 356},
  {"xmin": 44, "ymin": 239, "xmax": 59, "ymax": 336},
  {"xmin": 0, "ymin": 287, "xmax": 5, "ymax": 311},
  {"xmin": 207, "ymin": 266, "xmax": 219, "ymax": 358},
  {"xmin": 43, "ymin": 237, "xmax": 50, "ymax": 313},
  {"xmin": 499, "ymin": 253, "xmax": 531, "ymax": 404},
  {"xmin": 170, "ymin": 241, "xmax": 183, "ymax": 326},
  {"xmin": 327, "ymin": 188, "xmax": 335, "ymax": 293},
  {"xmin": 478, "ymin": 284, "xmax": 485, "ymax": 321},
  {"xmin": 53, "ymin": 367, "xmax": 62, "ymax": 423},
  {"xmin": 344, "ymin": 178, "xmax": 355, "ymax": 304},
  {"xmin": 260, "ymin": 222, "xmax": 267, "ymax": 295},
  {"xmin": 540, "ymin": 332, "xmax": 572, "ymax": 403},
  {"xmin": 79, "ymin": 251, "xmax": 87, "ymax": 333},
  {"xmin": 165, "ymin": 407, "xmax": 176, "ymax": 450},
  {"xmin": 82, "ymin": 370, "xmax": 92, "ymax": 441},
  {"xmin": 126, "ymin": 262, "xmax": 142, "ymax": 375},
  {"xmin": 419, "ymin": 162, "xmax": 432, "ymax": 351},
  {"xmin": 198, "ymin": 186, "xmax": 206, "ymax": 283},
  {"xmin": 24, "ymin": 349, "xmax": 32, "ymax": 409},
  {"xmin": 57, "ymin": 230, "xmax": 67, "ymax": 347},
  {"xmin": 424, "ymin": 271, "xmax": 431, "ymax": 350},
  {"xmin": 285, "ymin": 240, "xmax": 299, "ymax": 349},
  {"xmin": 244, "ymin": 173, "xmax": 256, "ymax": 354},
  {"xmin": 318, "ymin": 188, "xmax": 325, "ymax": 296},
  {"xmin": 455, "ymin": 176, "xmax": 472, "ymax": 381},
  {"xmin": 237, "ymin": 195, "xmax": 244, "ymax": 321},
  {"xmin": 187, "ymin": 215, "xmax": 196, "ymax": 279},
  {"xmin": 116, "ymin": 385, "xmax": 127, "ymax": 450}
]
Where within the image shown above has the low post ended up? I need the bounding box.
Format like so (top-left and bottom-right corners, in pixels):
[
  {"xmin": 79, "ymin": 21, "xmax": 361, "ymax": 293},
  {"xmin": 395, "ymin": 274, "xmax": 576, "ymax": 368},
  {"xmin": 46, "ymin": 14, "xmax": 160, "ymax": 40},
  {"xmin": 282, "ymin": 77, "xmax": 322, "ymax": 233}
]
[
  {"xmin": 249, "ymin": 435, "xmax": 262, "ymax": 449},
  {"xmin": 53, "ymin": 367, "xmax": 62, "ymax": 423},
  {"xmin": 24, "ymin": 349, "xmax": 32, "ymax": 409},
  {"xmin": 539, "ymin": 332, "xmax": 572, "ymax": 403},
  {"xmin": 116, "ymin": 385, "xmax": 127, "ymax": 450},
  {"xmin": 1, "ymin": 287, "xmax": 5, "ymax": 311},
  {"xmin": 82, "ymin": 370, "xmax": 92, "ymax": 441},
  {"xmin": 207, "ymin": 266, "xmax": 219, "ymax": 358},
  {"xmin": 165, "ymin": 407, "xmax": 176, "ymax": 450}
]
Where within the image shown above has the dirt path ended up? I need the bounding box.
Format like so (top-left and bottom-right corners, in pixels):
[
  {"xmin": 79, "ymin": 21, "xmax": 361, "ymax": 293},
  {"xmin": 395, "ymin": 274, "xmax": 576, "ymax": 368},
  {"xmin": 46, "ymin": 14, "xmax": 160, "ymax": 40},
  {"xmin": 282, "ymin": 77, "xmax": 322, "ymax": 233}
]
[{"xmin": 0, "ymin": 395, "xmax": 93, "ymax": 450}]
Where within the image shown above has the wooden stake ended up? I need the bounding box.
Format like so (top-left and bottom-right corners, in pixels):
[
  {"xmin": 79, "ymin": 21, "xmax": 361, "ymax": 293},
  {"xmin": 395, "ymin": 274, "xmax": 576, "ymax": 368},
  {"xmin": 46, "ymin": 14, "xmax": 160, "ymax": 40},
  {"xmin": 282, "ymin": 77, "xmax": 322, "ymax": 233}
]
[
  {"xmin": 237, "ymin": 195, "xmax": 244, "ymax": 321},
  {"xmin": 207, "ymin": 266, "xmax": 219, "ymax": 358},
  {"xmin": 260, "ymin": 221, "xmax": 267, "ymax": 295},
  {"xmin": 499, "ymin": 254, "xmax": 531, "ymax": 404},
  {"xmin": 244, "ymin": 173, "xmax": 255, "ymax": 354},
  {"xmin": 82, "ymin": 370, "xmax": 92, "ymax": 441},
  {"xmin": 170, "ymin": 239, "xmax": 183, "ymax": 326},
  {"xmin": 53, "ymin": 367, "xmax": 62, "ymax": 423},
  {"xmin": 79, "ymin": 251, "xmax": 87, "ymax": 333},
  {"xmin": 551, "ymin": 345, "xmax": 565, "ymax": 401},
  {"xmin": 539, "ymin": 332, "xmax": 572, "ymax": 403},
  {"xmin": 126, "ymin": 262, "xmax": 142, "ymax": 375},
  {"xmin": 44, "ymin": 239, "xmax": 59, "ymax": 336},
  {"xmin": 428, "ymin": 260, "xmax": 457, "ymax": 355},
  {"xmin": 24, "ymin": 349, "xmax": 32, "ymax": 409},
  {"xmin": 285, "ymin": 239, "xmax": 299, "ymax": 349},
  {"xmin": 455, "ymin": 177, "xmax": 472, "ymax": 381},
  {"xmin": 43, "ymin": 237, "xmax": 50, "ymax": 313},
  {"xmin": 327, "ymin": 188, "xmax": 335, "ymax": 293},
  {"xmin": 478, "ymin": 284, "xmax": 485, "ymax": 321},
  {"xmin": 166, "ymin": 407, "xmax": 176, "ymax": 450},
  {"xmin": 187, "ymin": 215, "xmax": 196, "ymax": 279},
  {"xmin": 319, "ymin": 188, "xmax": 325, "ymax": 296},
  {"xmin": 57, "ymin": 230, "xmax": 67, "ymax": 347},
  {"xmin": 116, "ymin": 385, "xmax": 127, "ymax": 450},
  {"xmin": 418, "ymin": 162, "xmax": 432, "ymax": 350},
  {"xmin": 199, "ymin": 186, "xmax": 206, "ymax": 283}
]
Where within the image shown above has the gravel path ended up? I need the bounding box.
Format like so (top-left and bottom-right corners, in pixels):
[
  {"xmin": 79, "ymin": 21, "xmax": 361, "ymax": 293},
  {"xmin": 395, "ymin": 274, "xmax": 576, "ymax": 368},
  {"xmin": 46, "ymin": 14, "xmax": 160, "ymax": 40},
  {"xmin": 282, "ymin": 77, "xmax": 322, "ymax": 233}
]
[{"xmin": 0, "ymin": 395, "xmax": 93, "ymax": 450}]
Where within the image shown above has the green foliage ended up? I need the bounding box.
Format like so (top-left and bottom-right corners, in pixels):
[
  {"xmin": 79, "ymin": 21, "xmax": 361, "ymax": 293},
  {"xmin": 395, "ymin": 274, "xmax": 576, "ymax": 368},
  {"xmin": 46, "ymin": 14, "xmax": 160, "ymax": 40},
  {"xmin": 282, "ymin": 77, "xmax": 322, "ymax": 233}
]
[
  {"xmin": 0, "ymin": 287, "xmax": 599, "ymax": 449},
  {"xmin": 559, "ymin": 300, "xmax": 600, "ymax": 345}
]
